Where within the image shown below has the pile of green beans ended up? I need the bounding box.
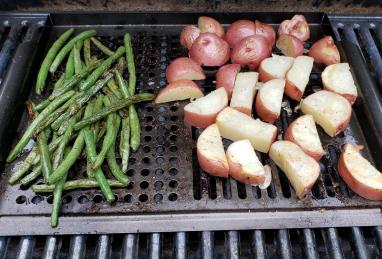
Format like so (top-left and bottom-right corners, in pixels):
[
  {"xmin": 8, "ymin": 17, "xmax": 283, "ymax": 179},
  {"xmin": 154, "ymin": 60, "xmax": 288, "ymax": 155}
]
[{"xmin": 7, "ymin": 29, "xmax": 154, "ymax": 228}]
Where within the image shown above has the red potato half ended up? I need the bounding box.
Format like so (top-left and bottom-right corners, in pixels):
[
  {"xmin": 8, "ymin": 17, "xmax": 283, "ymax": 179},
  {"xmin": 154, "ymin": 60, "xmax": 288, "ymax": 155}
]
[
  {"xmin": 338, "ymin": 144, "xmax": 382, "ymax": 201},
  {"xmin": 184, "ymin": 87, "xmax": 228, "ymax": 128},
  {"xmin": 284, "ymin": 114, "xmax": 325, "ymax": 161},
  {"xmin": 227, "ymin": 139, "xmax": 267, "ymax": 185},
  {"xmin": 197, "ymin": 124, "xmax": 229, "ymax": 178},
  {"xmin": 285, "ymin": 55, "xmax": 314, "ymax": 101},
  {"xmin": 215, "ymin": 64, "xmax": 241, "ymax": 98},
  {"xmin": 231, "ymin": 35, "xmax": 271, "ymax": 70},
  {"xmin": 276, "ymin": 34, "xmax": 304, "ymax": 58},
  {"xmin": 308, "ymin": 36, "xmax": 340, "ymax": 66},
  {"xmin": 322, "ymin": 63, "xmax": 358, "ymax": 104},
  {"xmin": 269, "ymin": 140, "xmax": 320, "ymax": 199},
  {"xmin": 301, "ymin": 90, "xmax": 352, "ymax": 137},
  {"xmin": 180, "ymin": 25, "xmax": 201, "ymax": 50},
  {"xmin": 198, "ymin": 16, "xmax": 225, "ymax": 38},
  {"xmin": 255, "ymin": 79, "xmax": 285, "ymax": 124},
  {"xmin": 155, "ymin": 80, "xmax": 204, "ymax": 104},
  {"xmin": 189, "ymin": 33, "xmax": 230, "ymax": 67},
  {"xmin": 216, "ymin": 107, "xmax": 277, "ymax": 153},
  {"xmin": 225, "ymin": 20, "xmax": 256, "ymax": 48},
  {"xmin": 278, "ymin": 14, "xmax": 310, "ymax": 42},
  {"xmin": 230, "ymin": 72, "xmax": 259, "ymax": 115},
  {"xmin": 255, "ymin": 20, "xmax": 276, "ymax": 48},
  {"xmin": 258, "ymin": 54, "xmax": 294, "ymax": 82},
  {"xmin": 166, "ymin": 57, "xmax": 206, "ymax": 83}
]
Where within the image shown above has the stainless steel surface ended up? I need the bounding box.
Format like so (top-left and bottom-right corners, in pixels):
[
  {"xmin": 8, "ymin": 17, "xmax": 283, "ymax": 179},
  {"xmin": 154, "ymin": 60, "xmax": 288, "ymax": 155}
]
[
  {"xmin": 68, "ymin": 235, "xmax": 86, "ymax": 259},
  {"xmin": 121, "ymin": 234, "xmax": 138, "ymax": 259},
  {"xmin": 16, "ymin": 236, "xmax": 34, "ymax": 259},
  {"xmin": 42, "ymin": 236, "xmax": 59, "ymax": 259},
  {"xmin": 175, "ymin": 232, "xmax": 186, "ymax": 259},
  {"xmin": 95, "ymin": 235, "xmax": 110, "ymax": 259},
  {"xmin": 202, "ymin": 231, "xmax": 213, "ymax": 259}
]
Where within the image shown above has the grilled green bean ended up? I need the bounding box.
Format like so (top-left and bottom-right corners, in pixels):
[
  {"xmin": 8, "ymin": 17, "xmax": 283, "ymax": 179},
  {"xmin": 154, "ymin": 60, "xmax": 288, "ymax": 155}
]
[
  {"xmin": 51, "ymin": 72, "xmax": 114, "ymax": 132},
  {"xmin": 37, "ymin": 93, "xmax": 81, "ymax": 133},
  {"xmin": 91, "ymin": 96, "xmax": 119, "ymax": 171},
  {"xmin": 51, "ymin": 148, "xmax": 70, "ymax": 227},
  {"xmin": 47, "ymin": 131, "xmax": 84, "ymax": 184},
  {"xmin": 34, "ymin": 99, "xmax": 50, "ymax": 113},
  {"xmin": 129, "ymin": 105, "xmax": 140, "ymax": 152},
  {"xmin": 50, "ymin": 60, "xmax": 101, "ymax": 101},
  {"xmin": 20, "ymin": 165, "xmax": 42, "ymax": 186},
  {"xmin": 90, "ymin": 37, "xmax": 114, "ymax": 56},
  {"xmin": 120, "ymin": 117, "xmax": 130, "ymax": 172},
  {"xmin": 92, "ymin": 94, "xmax": 104, "ymax": 138},
  {"xmin": 73, "ymin": 93, "xmax": 154, "ymax": 131},
  {"xmin": 79, "ymin": 46, "xmax": 125, "ymax": 91},
  {"xmin": 107, "ymin": 142, "xmax": 129, "ymax": 184},
  {"xmin": 84, "ymin": 39, "xmax": 91, "ymax": 66},
  {"xmin": 50, "ymin": 30, "xmax": 96, "ymax": 73},
  {"xmin": 107, "ymin": 79, "xmax": 123, "ymax": 99},
  {"xmin": 38, "ymin": 130, "xmax": 53, "ymax": 182},
  {"xmin": 124, "ymin": 33, "xmax": 136, "ymax": 95},
  {"xmin": 65, "ymin": 49, "xmax": 75, "ymax": 80},
  {"xmin": 73, "ymin": 41, "xmax": 83, "ymax": 74},
  {"xmin": 32, "ymin": 179, "xmax": 126, "ymax": 193},
  {"xmin": 53, "ymin": 73, "xmax": 66, "ymax": 91},
  {"xmin": 36, "ymin": 28, "xmax": 75, "ymax": 95},
  {"xmin": 6, "ymin": 90, "xmax": 75, "ymax": 162},
  {"xmin": 82, "ymin": 102, "xmax": 115, "ymax": 202},
  {"xmin": 8, "ymin": 147, "xmax": 38, "ymax": 184}
]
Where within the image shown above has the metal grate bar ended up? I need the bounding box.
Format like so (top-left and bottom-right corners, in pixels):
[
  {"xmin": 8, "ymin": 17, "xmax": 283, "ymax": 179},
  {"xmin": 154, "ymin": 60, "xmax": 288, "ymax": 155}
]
[
  {"xmin": 41, "ymin": 236, "xmax": 59, "ymax": 259},
  {"xmin": 95, "ymin": 235, "xmax": 110, "ymax": 259},
  {"xmin": 227, "ymin": 231, "xmax": 240, "ymax": 259},
  {"xmin": 68, "ymin": 235, "xmax": 86, "ymax": 259},
  {"xmin": 149, "ymin": 233, "xmax": 161, "ymax": 259},
  {"xmin": 16, "ymin": 236, "xmax": 35, "ymax": 259},
  {"xmin": 0, "ymin": 26, "xmax": 21, "ymax": 82},
  {"xmin": 277, "ymin": 229, "xmax": 292, "ymax": 259},
  {"xmin": 175, "ymin": 232, "xmax": 186, "ymax": 259},
  {"xmin": 324, "ymin": 228, "xmax": 344, "ymax": 259},
  {"xmin": 0, "ymin": 237, "xmax": 8, "ymax": 259},
  {"xmin": 121, "ymin": 234, "xmax": 138, "ymax": 259},
  {"xmin": 251, "ymin": 230, "xmax": 266, "ymax": 259},
  {"xmin": 375, "ymin": 226, "xmax": 382, "ymax": 254},
  {"xmin": 350, "ymin": 227, "xmax": 369, "ymax": 259},
  {"xmin": 202, "ymin": 231, "xmax": 213, "ymax": 259},
  {"xmin": 302, "ymin": 229, "xmax": 319, "ymax": 259}
]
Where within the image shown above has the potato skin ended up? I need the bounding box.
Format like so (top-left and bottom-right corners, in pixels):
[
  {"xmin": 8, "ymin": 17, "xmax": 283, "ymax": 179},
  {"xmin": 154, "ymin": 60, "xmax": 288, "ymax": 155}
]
[
  {"xmin": 197, "ymin": 148, "xmax": 229, "ymax": 178},
  {"xmin": 180, "ymin": 25, "xmax": 201, "ymax": 50},
  {"xmin": 284, "ymin": 79, "xmax": 303, "ymax": 101},
  {"xmin": 198, "ymin": 16, "xmax": 225, "ymax": 38},
  {"xmin": 166, "ymin": 57, "xmax": 205, "ymax": 83},
  {"xmin": 308, "ymin": 36, "xmax": 340, "ymax": 66},
  {"xmin": 258, "ymin": 63, "xmax": 277, "ymax": 83},
  {"xmin": 225, "ymin": 20, "xmax": 256, "ymax": 48},
  {"xmin": 226, "ymin": 154, "xmax": 265, "ymax": 185},
  {"xmin": 276, "ymin": 34, "xmax": 304, "ymax": 58},
  {"xmin": 216, "ymin": 64, "xmax": 241, "ymax": 98},
  {"xmin": 255, "ymin": 93, "xmax": 279, "ymax": 124},
  {"xmin": 284, "ymin": 120, "xmax": 325, "ymax": 161},
  {"xmin": 338, "ymin": 149, "xmax": 382, "ymax": 200},
  {"xmin": 184, "ymin": 109, "xmax": 223, "ymax": 128},
  {"xmin": 322, "ymin": 84, "xmax": 357, "ymax": 104}
]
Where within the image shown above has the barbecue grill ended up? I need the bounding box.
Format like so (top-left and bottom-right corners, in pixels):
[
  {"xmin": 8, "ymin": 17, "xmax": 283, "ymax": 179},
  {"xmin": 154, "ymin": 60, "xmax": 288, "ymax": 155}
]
[{"xmin": 0, "ymin": 9, "xmax": 381, "ymax": 258}]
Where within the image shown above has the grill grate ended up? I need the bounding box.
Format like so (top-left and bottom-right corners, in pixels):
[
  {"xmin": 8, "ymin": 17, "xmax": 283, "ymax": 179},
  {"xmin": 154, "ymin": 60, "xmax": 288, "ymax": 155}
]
[
  {"xmin": 0, "ymin": 227, "xmax": 381, "ymax": 258},
  {"xmin": 0, "ymin": 13, "xmax": 382, "ymax": 235}
]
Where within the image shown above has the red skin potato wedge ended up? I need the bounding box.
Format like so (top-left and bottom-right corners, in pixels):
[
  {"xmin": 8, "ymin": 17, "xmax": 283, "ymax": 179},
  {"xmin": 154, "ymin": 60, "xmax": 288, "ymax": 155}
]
[
  {"xmin": 321, "ymin": 63, "xmax": 357, "ymax": 104},
  {"xmin": 276, "ymin": 34, "xmax": 304, "ymax": 58},
  {"xmin": 255, "ymin": 79, "xmax": 285, "ymax": 124},
  {"xmin": 155, "ymin": 80, "xmax": 204, "ymax": 104},
  {"xmin": 215, "ymin": 64, "xmax": 241, "ymax": 98},
  {"xmin": 226, "ymin": 139, "xmax": 266, "ymax": 185},
  {"xmin": 284, "ymin": 115, "xmax": 325, "ymax": 161},
  {"xmin": 258, "ymin": 55, "xmax": 294, "ymax": 82},
  {"xmin": 225, "ymin": 20, "xmax": 256, "ymax": 48},
  {"xmin": 231, "ymin": 35, "xmax": 271, "ymax": 70},
  {"xmin": 278, "ymin": 14, "xmax": 310, "ymax": 42},
  {"xmin": 166, "ymin": 57, "xmax": 206, "ymax": 83},
  {"xmin": 308, "ymin": 36, "xmax": 340, "ymax": 66},
  {"xmin": 197, "ymin": 124, "xmax": 229, "ymax": 178},
  {"xmin": 269, "ymin": 141, "xmax": 320, "ymax": 199},
  {"xmin": 230, "ymin": 72, "xmax": 258, "ymax": 116},
  {"xmin": 284, "ymin": 80, "xmax": 303, "ymax": 101},
  {"xmin": 198, "ymin": 16, "xmax": 225, "ymax": 38},
  {"xmin": 184, "ymin": 87, "xmax": 228, "ymax": 128},
  {"xmin": 255, "ymin": 20, "xmax": 276, "ymax": 48},
  {"xmin": 180, "ymin": 25, "xmax": 201, "ymax": 50},
  {"xmin": 338, "ymin": 144, "xmax": 382, "ymax": 200},
  {"xmin": 189, "ymin": 33, "xmax": 230, "ymax": 67}
]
